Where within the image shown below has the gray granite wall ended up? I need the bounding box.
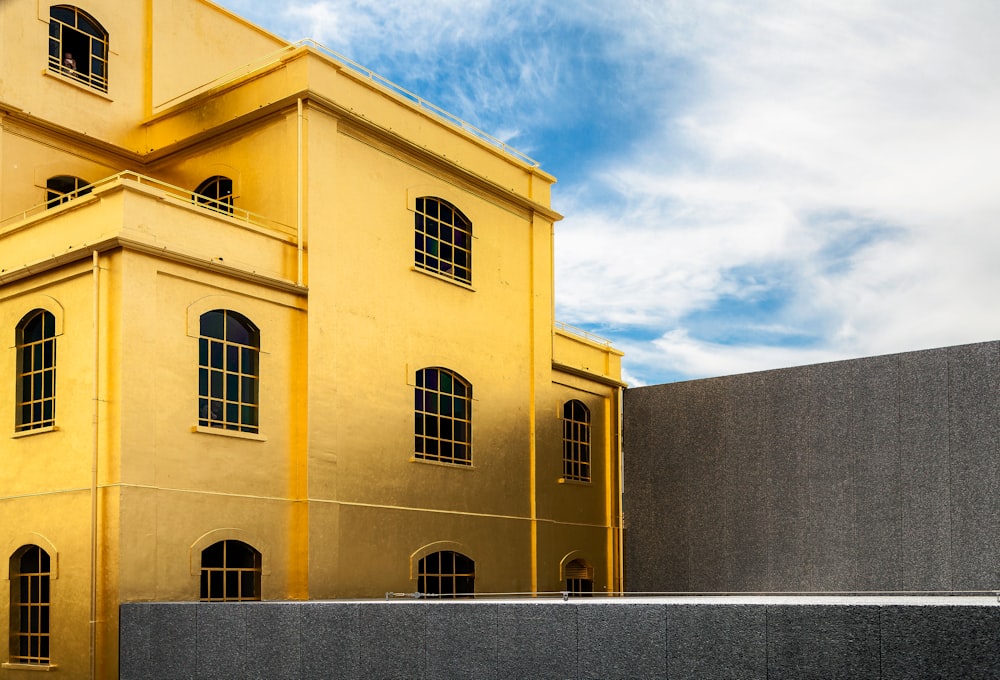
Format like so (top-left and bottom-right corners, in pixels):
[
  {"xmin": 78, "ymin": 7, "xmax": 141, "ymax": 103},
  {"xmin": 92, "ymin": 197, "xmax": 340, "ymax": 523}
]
[
  {"xmin": 623, "ymin": 341, "xmax": 1000, "ymax": 593},
  {"xmin": 119, "ymin": 599, "xmax": 1000, "ymax": 679}
]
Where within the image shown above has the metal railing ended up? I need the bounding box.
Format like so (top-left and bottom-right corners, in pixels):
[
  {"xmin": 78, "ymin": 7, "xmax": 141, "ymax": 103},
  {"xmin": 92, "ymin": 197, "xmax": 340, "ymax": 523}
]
[
  {"xmin": 47, "ymin": 55, "xmax": 108, "ymax": 93},
  {"xmin": 555, "ymin": 320, "xmax": 615, "ymax": 348},
  {"xmin": 0, "ymin": 171, "xmax": 294, "ymax": 237},
  {"xmin": 300, "ymin": 40, "xmax": 540, "ymax": 168},
  {"xmin": 155, "ymin": 39, "xmax": 539, "ymax": 168},
  {"xmin": 385, "ymin": 589, "xmax": 1000, "ymax": 602}
]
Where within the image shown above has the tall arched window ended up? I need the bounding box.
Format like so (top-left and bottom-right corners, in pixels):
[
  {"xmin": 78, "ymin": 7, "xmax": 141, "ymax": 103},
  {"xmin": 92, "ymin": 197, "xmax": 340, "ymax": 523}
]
[
  {"xmin": 48, "ymin": 6, "xmax": 108, "ymax": 92},
  {"xmin": 198, "ymin": 310, "xmax": 259, "ymax": 433},
  {"xmin": 10, "ymin": 545, "xmax": 52, "ymax": 664},
  {"xmin": 564, "ymin": 558, "xmax": 594, "ymax": 596},
  {"xmin": 16, "ymin": 310, "xmax": 57, "ymax": 432},
  {"xmin": 46, "ymin": 176, "xmax": 91, "ymax": 208},
  {"xmin": 414, "ymin": 197, "xmax": 472, "ymax": 283},
  {"xmin": 561, "ymin": 400, "xmax": 591, "ymax": 482},
  {"xmin": 418, "ymin": 550, "xmax": 474, "ymax": 598},
  {"xmin": 415, "ymin": 368, "xmax": 472, "ymax": 465},
  {"xmin": 195, "ymin": 176, "xmax": 234, "ymax": 214},
  {"xmin": 200, "ymin": 540, "xmax": 261, "ymax": 602}
]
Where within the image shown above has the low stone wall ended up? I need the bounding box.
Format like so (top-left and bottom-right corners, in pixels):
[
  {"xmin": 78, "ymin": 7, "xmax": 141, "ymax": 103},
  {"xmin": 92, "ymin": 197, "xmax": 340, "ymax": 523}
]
[{"xmin": 120, "ymin": 598, "xmax": 1000, "ymax": 679}]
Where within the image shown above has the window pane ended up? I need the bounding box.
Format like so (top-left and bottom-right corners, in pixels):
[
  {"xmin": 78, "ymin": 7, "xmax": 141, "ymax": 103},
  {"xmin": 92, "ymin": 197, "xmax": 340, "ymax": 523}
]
[
  {"xmin": 241, "ymin": 377, "xmax": 256, "ymax": 403},
  {"xmin": 210, "ymin": 371, "xmax": 223, "ymax": 398},
  {"xmin": 242, "ymin": 347, "xmax": 258, "ymax": 375},
  {"xmin": 209, "ymin": 341, "xmax": 223, "ymax": 369},
  {"xmin": 51, "ymin": 6, "xmax": 73, "ymax": 22},
  {"xmin": 226, "ymin": 315, "xmax": 250, "ymax": 345},
  {"xmin": 241, "ymin": 405, "xmax": 258, "ymax": 427},
  {"xmin": 201, "ymin": 311, "xmax": 224, "ymax": 338}
]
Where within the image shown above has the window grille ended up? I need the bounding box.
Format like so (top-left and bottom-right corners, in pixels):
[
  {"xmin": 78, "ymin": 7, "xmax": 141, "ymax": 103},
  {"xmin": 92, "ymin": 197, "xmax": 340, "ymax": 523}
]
[
  {"xmin": 46, "ymin": 176, "xmax": 92, "ymax": 208},
  {"xmin": 564, "ymin": 558, "xmax": 594, "ymax": 596},
  {"xmin": 200, "ymin": 540, "xmax": 261, "ymax": 602},
  {"xmin": 418, "ymin": 550, "xmax": 475, "ymax": 598},
  {"xmin": 48, "ymin": 5, "xmax": 108, "ymax": 92},
  {"xmin": 198, "ymin": 310, "xmax": 260, "ymax": 433},
  {"xmin": 10, "ymin": 546, "xmax": 52, "ymax": 664},
  {"xmin": 194, "ymin": 176, "xmax": 234, "ymax": 214},
  {"xmin": 415, "ymin": 368, "xmax": 472, "ymax": 465},
  {"xmin": 561, "ymin": 400, "xmax": 591, "ymax": 482},
  {"xmin": 16, "ymin": 310, "xmax": 57, "ymax": 432},
  {"xmin": 414, "ymin": 197, "xmax": 472, "ymax": 283}
]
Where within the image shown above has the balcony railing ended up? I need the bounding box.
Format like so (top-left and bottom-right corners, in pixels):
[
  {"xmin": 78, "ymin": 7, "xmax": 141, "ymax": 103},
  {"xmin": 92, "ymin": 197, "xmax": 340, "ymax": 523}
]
[
  {"xmin": 0, "ymin": 171, "xmax": 295, "ymax": 237},
  {"xmin": 47, "ymin": 55, "xmax": 108, "ymax": 93},
  {"xmin": 555, "ymin": 320, "xmax": 615, "ymax": 348}
]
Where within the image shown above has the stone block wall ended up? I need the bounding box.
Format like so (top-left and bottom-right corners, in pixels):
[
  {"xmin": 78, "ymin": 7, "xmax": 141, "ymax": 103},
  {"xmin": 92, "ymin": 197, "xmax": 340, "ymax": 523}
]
[
  {"xmin": 119, "ymin": 599, "xmax": 1000, "ymax": 679},
  {"xmin": 623, "ymin": 341, "xmax": 1000, "ymax": 593}
]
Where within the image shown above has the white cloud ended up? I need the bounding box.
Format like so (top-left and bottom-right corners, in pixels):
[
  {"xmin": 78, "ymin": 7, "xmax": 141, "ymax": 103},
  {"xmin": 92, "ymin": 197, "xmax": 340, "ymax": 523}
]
[
  {"xmin": 556, "ymin": 0, "xmax": 1000, "ymax": 382},
  {"xmin": 218, "ymin": 0, "xmax": 1000, "ymax": 384}
]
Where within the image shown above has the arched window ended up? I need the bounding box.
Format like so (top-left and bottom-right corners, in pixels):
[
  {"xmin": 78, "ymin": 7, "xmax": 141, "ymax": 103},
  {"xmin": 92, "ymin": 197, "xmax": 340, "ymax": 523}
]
[
  {"xmin": 415, "ymin": 368, "xmax": 471, "ymax": 465},
  {"xmin": 561, "ymin": 400, "xmax": 591, "ymax": 482},
  {"xmin": 198, "ymin": 310, "xmax": 259, "ymax": 433},
  {"xmin": 10, "ymin": 545, "xmax": 52, "ymax": 664},
  {"xmin": 48, "ymin": 6, "xmax": 108, "ymax": 92},
  {"xmin": 16, "ymin": 310, "xmax": 57, "ymax": 432},
  {"xmin": 195, "ymin": 176, "xmax": 234, "ymax": 214},
  {"xmin": 200, "ymin": 540, "xmax": 261, "ymax": 602},
  {"xmin": 46, "ymin": 176, "xmax": 92, "ymax": 208},
  {"xmin": 414, "ymin": 197, "xmax": 472, "ymax": 283},
  {"xmin": 564, "ymin": 558, "xmax": 593, "ymax": 596},
  {"xmin": 418, "ymin": 550, "xmax": 474, "ymax": 598}
]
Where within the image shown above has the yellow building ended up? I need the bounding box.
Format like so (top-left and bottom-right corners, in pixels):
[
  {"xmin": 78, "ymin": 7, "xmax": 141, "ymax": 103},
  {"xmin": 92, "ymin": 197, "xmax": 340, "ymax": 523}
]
[{"xmin": 0, "ymin": 1, "xmax": 623, "ymax": 677}]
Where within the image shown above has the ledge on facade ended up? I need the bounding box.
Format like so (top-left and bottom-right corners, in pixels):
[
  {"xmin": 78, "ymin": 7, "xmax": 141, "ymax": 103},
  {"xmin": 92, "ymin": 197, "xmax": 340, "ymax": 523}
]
[
  {"xmin": 0, "ymin": 172, "xmax": 303, "ymax": 293},
  {"xmin": 552, "ymin": 322, "xmax": 626, "ymax": 388}
]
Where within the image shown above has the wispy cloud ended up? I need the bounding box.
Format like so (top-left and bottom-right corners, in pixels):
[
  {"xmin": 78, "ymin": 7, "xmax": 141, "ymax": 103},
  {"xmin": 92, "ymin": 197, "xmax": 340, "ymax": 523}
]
[
  {"xmin": 555, "ymin": 0, "xmax": 1000, "ymax": 383},
  {"xmin": 217, "ymin": 0, "xmax": 1000, "ymax": 385}
]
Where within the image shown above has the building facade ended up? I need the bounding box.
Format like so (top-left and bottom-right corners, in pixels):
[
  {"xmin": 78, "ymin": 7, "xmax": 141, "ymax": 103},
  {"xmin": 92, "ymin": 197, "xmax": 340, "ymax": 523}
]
[{"xmin": 0, "ymin": 2, "xmax": 623, "ymax": 677}]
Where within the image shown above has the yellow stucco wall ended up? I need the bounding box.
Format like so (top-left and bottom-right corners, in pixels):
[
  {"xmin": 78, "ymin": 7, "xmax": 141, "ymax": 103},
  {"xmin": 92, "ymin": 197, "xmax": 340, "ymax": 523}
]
[{"xmin": 0, "ymin": 1, "xmax": 622, "ymax": 677}]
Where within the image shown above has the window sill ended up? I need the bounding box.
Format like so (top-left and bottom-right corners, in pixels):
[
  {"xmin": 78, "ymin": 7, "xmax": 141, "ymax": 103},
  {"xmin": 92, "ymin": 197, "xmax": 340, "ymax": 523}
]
[
  {"xmin": 2, "ymin": 662, "xmax": 58, "ymax": 671},
  {"xmin": 410, "ymin": 456, "xmax": 475, "ymax": 470},
  {"xmin": 557, "ymin": 477, "xmax": 591, "ymax": 486},
  {"xmin": 411, "ymin": 266, "xmax": 475, "ymax": 291},
  {"xmin": 43, "ymin": 69, "xmax": 112, "ymax": 101},
  {"xmin": 192, "ymin": 426, "xmax": 267, "ymax": 442},
  {"xmin": 12, "ymin": 426, "xmax": 59, "ymax": 439}
]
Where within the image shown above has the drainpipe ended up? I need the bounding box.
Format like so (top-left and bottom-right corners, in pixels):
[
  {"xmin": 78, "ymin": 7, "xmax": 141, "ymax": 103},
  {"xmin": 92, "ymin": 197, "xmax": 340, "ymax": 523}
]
[
  {"xmin": 297, "ymin": 98, "xmax": 304, "ymax": 287},
  {"xmin": 90, "ymin": 250, "xmax": 100, "ymax": 679}
]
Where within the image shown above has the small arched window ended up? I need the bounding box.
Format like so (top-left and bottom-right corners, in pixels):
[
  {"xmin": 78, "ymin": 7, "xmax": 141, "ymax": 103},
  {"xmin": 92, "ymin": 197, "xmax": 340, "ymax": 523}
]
[
  {"xmin": 16, "ymin": 310, "xmax": 57, "ymax": 432},
  {"xmin": 418, "ymin": 550, "xmax": 474, "ymax": 598},
  {"xmin": 414, "ymin": 197, "xmax": 472, "ymax": 283},
  {"xmin": 195, "ymin": 176, "xmax": 234, "ymax": 214},
  {"xmin": 46, "ymin": 176, "xmax": 92, "ymax": 208},
  {"xmin": 10, "ymin": 545, "xmax": 52, "ymax": 664},
  {"xmin": 198, "ymin": 310, "xmax": 259, "ymax": 433},
  {"xmin": 564, "ymin": 558, "xmax": 594, "ymax": 596},
  {"xmin": 415, "ymin": 368, "xmax": 472, "ymax": 465},
  {"xmin": 200, "ymin": 540, "xmax": 261, "ymax": 602},
  {"xmin": 48, "ymin": 6, "xmax": 108, "ymax": 92},
  {"xmin": 561, "ymin": 400, "xmax": 591, "ymax": 482}
]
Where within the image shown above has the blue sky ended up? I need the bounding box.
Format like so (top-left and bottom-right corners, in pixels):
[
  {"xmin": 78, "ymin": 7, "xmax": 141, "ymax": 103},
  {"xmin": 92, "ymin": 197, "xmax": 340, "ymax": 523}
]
[{"xmin": 216, "ymin": 0, "xmax": 1000, "ymax": 386}]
